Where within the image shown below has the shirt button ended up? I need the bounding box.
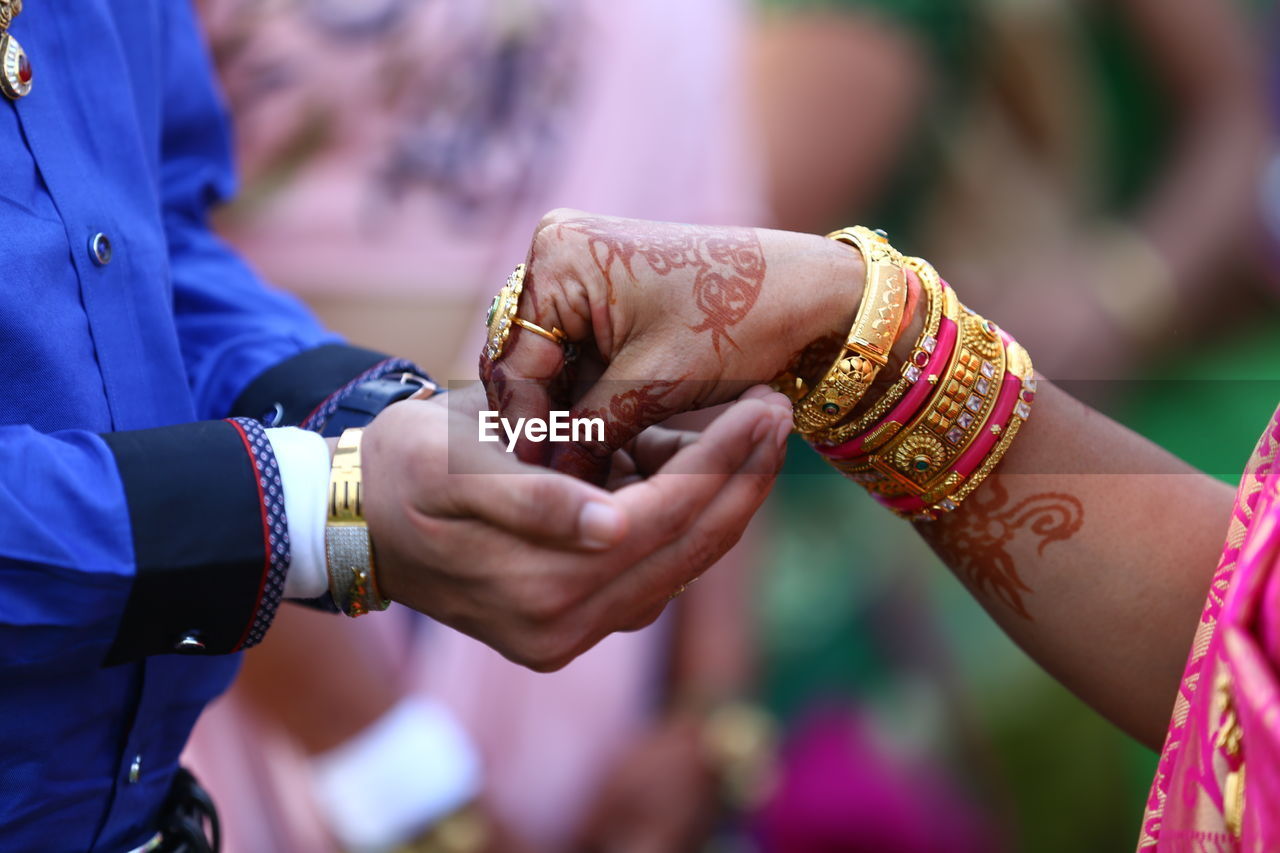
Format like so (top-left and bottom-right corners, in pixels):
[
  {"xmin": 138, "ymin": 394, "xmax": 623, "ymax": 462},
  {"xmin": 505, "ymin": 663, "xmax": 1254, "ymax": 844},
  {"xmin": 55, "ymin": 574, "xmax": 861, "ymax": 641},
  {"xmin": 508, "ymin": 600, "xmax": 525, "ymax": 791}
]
[
  {"xmin": 89, "ymin": 232, "xmax": 113, "ymax": 266},
  {"xmin": 128, "ymin": 754, "xmax": 142, "ymax": 784}
]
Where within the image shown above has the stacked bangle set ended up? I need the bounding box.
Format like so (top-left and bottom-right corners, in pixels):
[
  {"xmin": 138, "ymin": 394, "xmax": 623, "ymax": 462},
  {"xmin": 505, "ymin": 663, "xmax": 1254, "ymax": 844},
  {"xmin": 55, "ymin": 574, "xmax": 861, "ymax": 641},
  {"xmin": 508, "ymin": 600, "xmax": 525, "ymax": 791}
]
[{"xmin": 781, "ymin": 227, "xmax": 1036, "ymax": 522}]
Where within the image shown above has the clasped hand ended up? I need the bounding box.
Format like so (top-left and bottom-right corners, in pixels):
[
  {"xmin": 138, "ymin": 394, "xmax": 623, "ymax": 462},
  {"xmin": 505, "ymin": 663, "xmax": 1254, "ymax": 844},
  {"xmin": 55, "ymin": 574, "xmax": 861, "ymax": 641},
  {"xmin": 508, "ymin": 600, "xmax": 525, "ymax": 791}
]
[
  {"xmin": 359, "ymin": 209, "xmax": 862, "ymax": 671},
  {"xmin": 361, "ymin": 382, "xmax": 789, "ymax": 671}
]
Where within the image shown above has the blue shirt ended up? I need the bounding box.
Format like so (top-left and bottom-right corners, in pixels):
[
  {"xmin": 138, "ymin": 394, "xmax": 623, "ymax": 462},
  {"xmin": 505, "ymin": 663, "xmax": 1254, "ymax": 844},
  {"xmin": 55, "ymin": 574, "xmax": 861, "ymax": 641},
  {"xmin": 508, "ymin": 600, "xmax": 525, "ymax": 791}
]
[{"xmin": 0, "ymin": 3, "xmax": 347, "ymax": 849}]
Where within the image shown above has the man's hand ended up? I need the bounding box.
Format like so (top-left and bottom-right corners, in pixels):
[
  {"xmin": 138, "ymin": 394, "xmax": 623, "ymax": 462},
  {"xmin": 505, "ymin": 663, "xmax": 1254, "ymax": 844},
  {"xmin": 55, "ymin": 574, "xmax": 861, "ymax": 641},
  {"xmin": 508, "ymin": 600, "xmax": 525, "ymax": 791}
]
[
  {"xmin": 359, "ymin": 383, "xmax": 792, "ymax": 671},
  {"xmin": 481, "ymin": 209, "xmax": 864, "ymax": 480}
]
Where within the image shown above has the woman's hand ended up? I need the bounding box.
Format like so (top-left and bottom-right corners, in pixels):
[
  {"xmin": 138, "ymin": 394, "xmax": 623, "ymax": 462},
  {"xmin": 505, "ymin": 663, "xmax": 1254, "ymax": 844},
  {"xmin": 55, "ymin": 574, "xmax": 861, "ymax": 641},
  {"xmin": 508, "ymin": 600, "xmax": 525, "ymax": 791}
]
[
  {"xmin": 481, "ymin": 209, "xmax": 862, "ymax": 480},
  {"xmin": 360, "ymin": 383, "xmax": 792, "ymax": 672}
]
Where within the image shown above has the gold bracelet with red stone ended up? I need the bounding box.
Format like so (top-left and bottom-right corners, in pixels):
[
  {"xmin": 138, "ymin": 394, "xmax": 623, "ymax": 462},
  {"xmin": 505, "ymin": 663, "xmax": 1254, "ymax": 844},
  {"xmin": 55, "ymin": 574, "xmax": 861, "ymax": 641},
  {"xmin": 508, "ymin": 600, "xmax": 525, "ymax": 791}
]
[{"xmin": 810, "ymin": 257, "xmax": 949, "ymax": 449}]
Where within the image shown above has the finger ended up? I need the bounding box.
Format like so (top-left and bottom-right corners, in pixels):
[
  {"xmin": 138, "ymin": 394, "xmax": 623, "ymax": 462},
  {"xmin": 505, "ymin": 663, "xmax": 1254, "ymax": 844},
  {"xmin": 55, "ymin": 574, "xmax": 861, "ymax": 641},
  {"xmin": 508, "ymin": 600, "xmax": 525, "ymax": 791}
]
[
  {"xmin": 480, "ymin": 233, "xmax": 588, "ymax": 465},
  {"xmin": 611, "ymin": 395, "xmax": 790, "ymax": 539},
  {"xmin": 739, "ymin": 384, "xmax": 794, "ymax": 411},
  {"xmin": 523, "ymin": 399, "xmax": 788, "ymax": 660},
  {"xmin": 557, "ymin": 400, "xmax": 788, "ymax": 635},
  {"xmin": 626, "ymin": 426, "xmax": 700, "ymax": 477},
  {"xmin": 443, "ymin": 437, "xmax": 627, "ymax": 551},
  {"xmin": 428, "ymin": 398, "xmax": 789, "ymax": 667},
  {"xmin": 594, "ymin": 411, "xmax": 788, "ymax": 632},
  {"xmin": 547, "ymin": 348, "xmax": 713, "ymax": 483},
  {"xmin": 480, "ymin": 340, "xmax": 561, "ymax": 467}
]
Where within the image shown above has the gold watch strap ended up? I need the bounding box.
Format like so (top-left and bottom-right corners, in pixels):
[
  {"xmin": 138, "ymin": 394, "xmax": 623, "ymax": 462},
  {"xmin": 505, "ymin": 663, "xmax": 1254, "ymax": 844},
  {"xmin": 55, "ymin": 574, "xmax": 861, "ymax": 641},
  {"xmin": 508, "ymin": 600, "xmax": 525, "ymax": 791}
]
[{"xmin": 326, "ymin": 428, "xmax": 389, "ymax": 617}]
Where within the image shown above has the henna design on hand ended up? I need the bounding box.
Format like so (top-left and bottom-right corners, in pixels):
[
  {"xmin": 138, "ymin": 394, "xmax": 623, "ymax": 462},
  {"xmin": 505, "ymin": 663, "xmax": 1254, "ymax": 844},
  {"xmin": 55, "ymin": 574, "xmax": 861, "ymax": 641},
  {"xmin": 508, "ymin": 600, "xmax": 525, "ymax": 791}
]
[
  {"xmin": 574, "ymin": 379, "xmax": 685, "ymax": 451},
  {"xmin": 919, "ymin": 478, "xmax": 1084, "ymax": 619},
  {"xmin": 779, "ymin": 331, "xmax": 846, "ymax": 386},
  {"xmin": 483, "ymin": 362, "xmax": 517, "ymax": 411},
  {"xmin": 556, "ymin": 218, "xmax": 766, "ymax": 357},
  {"xmin": 553, "ymin": 379, "xmax": 687, "ymax": 481}
]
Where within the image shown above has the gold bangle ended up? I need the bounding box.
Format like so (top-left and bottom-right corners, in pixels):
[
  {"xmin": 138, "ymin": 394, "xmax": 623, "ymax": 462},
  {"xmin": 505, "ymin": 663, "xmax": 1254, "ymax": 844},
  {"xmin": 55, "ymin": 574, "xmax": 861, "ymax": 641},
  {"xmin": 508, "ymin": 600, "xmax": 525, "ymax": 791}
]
[
  {"xmin": 326, "ymin": 428, "xmax": 390, "ymax": 618},
  {"xmin": 790, "ymin": 227, "xmax": 908, "ymax": 434},
  {"xmin": 811, "ymin": 257, "xmax": 949, "ymax": 447}
]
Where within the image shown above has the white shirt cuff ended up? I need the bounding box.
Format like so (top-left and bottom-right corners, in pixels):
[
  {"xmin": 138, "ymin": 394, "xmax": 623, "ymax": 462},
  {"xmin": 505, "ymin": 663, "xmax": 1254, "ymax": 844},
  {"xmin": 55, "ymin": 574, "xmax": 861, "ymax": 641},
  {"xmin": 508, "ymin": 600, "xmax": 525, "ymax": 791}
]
[
  {"xmin": 309, "ymin": 698, "xmax": 484, "ymax": 853},
  {"xmin": 265, "ymin": 426, "xmax": 330, "ymax": 599}
]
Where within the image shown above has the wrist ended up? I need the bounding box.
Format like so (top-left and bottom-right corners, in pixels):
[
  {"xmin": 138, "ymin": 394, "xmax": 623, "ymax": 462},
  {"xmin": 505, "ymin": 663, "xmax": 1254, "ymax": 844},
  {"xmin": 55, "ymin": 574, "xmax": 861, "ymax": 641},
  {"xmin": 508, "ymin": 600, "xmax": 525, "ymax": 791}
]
[
  {"xmin": 811, "ymin": 234, "xmax": 867, "ymax": 346},
  {"xmin": 765, "ymin": 233, "xmax": 865, "ymax": 394},
  {"xmin": 851, "ymin": 264, "xmax": 926, "ymax": 419},
  {"xmin": 799, "ymin": 234, "xmax": 867, "ymax": 383}
]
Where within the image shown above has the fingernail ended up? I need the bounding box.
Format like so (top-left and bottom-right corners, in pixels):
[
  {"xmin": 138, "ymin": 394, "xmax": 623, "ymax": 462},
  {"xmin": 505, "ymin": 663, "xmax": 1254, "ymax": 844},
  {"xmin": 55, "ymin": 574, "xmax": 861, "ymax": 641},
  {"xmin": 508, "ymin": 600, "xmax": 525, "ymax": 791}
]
[
  {"xmin": 763, "ymin": 391, "xmax": 794, "ymax": 413},
  {"xmin": 579, "ymin": 501, "xmax": 624, "ymax": 549}
]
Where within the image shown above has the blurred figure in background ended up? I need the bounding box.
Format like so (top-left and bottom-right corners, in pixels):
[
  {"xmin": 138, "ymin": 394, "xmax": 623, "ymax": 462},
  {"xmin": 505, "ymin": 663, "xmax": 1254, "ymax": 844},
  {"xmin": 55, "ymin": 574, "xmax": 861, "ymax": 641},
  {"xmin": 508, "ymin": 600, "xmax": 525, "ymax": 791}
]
[
  {"xmin": 750, "ymin": 0, "xmax": 1271, "ymax": 850},
  {"xmin": 753, "ymin": 0, "xmax": 1270, "ymax": 377},
  {"xmin": 184, "ymin": 1, "xmax": 768, "ymax": 851}
]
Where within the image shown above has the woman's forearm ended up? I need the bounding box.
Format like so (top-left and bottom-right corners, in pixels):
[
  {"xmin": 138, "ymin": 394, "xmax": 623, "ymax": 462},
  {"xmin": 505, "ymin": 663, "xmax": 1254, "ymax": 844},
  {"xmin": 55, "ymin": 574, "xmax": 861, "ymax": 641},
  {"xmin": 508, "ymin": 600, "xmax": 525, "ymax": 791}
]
[
  {"xmin": 770, "ymin": 236, "xmax": 1237, "ymax": 746},
  {"xmin": 909, "ymin": 380, "xmax": 1234, "ymax": 748}
]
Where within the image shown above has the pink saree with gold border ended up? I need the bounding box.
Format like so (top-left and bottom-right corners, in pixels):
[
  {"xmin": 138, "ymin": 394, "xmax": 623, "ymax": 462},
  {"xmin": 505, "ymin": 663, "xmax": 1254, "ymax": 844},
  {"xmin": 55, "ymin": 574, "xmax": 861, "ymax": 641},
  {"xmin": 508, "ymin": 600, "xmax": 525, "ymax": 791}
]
[{"xmin": 1141, "ymin": 407, "xmax": 1280, "ymax": 851}]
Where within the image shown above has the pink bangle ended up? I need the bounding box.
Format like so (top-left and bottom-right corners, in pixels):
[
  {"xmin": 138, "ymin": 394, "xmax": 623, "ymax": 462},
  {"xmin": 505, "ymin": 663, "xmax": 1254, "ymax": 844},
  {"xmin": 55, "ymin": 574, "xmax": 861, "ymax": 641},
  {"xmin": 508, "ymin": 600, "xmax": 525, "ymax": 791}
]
[
  {"xmin": 876, "ymin": 332, "xmax": 1036, "ymax": 517},
  {"xmin": 876, "ymin": 371, "xmax": 1019, "ymax": 515},
  {"xmin": 818, "ymin": 312, "xmax": 960, "ymax": 461}
]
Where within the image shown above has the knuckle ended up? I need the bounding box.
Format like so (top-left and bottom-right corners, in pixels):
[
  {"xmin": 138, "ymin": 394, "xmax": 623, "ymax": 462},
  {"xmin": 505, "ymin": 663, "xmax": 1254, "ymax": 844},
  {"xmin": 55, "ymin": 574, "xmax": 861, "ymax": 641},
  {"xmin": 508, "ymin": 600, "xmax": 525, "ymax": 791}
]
[
  {"xmin": 520, "ymin": 478, "xmax": 575, "ymax": 534},
  {"xmin": 535, "ymin": 207, "xmax": 577, "ymax": 235},
  {"xmin": 525, "ymin": 590, "xmax": 568, "ymax": 625},
  {"xmin": 531, "ymin": 211, "xmax": 568, "ymax": 258},
  {"xmin": 526, "ymin": 653, "xmax": 572, "ymax": 674}
]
